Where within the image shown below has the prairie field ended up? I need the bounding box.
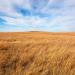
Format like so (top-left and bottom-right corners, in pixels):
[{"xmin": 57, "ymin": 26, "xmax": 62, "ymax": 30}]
[{"xmin": 0, "ymin": 32, "xmax": 75, "ymax": 75}]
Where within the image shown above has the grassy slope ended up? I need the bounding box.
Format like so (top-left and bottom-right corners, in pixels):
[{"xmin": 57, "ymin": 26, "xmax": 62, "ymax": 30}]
[{"xmin": 0, "ymin": 32, "xmax": 75, "ymax": 75}]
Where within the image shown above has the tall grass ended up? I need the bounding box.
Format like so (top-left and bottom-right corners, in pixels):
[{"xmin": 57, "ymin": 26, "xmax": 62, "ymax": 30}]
[{"xmin": 0, "ymin": 32, "xmax": 75, "ymax": 75}]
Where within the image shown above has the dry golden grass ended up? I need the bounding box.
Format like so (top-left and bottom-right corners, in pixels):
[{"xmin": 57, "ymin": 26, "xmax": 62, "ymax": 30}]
[{"xmin": 0, "ymin": 32, "xmax": 75, "ymax": 75}]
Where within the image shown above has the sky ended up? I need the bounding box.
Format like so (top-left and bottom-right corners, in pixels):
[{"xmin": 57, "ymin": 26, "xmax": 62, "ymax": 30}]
[{"xmin": 0, "ymin": 0, "xmax": 75, "ymax": 32}]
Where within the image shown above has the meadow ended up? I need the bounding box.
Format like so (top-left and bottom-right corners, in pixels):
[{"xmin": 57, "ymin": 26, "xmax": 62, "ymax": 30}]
[{"xmin": 0, "ymin": 32, "xmax": 75, "ymax": 75}]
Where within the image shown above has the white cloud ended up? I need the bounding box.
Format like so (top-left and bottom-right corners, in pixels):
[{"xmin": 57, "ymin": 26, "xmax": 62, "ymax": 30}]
[
  {"xmin": 1, "ymin": 16, "xmax": 49, "ymax": 26},
  {"xmin": 0, "ymin": 0, "xmax": 75, "ymax": 31}
]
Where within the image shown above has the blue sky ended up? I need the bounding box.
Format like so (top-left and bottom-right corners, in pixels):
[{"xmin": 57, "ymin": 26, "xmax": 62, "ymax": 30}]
[{"xmin": 0, "ymin": 0, "xmax": 75, "ymax": 32}]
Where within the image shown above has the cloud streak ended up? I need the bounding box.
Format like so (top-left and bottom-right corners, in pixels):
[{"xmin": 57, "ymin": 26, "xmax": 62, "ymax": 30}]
[{"xmin": 0, "ymin": 0, "xmax": 75, "ymax": 32}]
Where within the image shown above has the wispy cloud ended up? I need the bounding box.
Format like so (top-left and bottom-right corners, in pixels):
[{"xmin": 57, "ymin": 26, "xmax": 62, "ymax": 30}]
[{"xmin": 0, "ymin": 0, "xmax": 75, "ymax": 32}]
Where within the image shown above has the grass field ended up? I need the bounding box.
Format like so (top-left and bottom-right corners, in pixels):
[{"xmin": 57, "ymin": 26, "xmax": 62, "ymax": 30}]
[{"xmin": 0, "ymin": 32, "xmax": 75, "ymax": 75}]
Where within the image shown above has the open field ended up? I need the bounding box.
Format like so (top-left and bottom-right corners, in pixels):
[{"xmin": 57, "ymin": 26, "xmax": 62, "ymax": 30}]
[{"xmin": 0, "ymin": 32, "xmax": 75, "ymax": 75}]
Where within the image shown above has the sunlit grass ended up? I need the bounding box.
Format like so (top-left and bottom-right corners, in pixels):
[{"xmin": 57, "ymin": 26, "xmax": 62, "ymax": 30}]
[{"xmin": 0, "ymin": 32, "xmax": 75, "ymax": 75}]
